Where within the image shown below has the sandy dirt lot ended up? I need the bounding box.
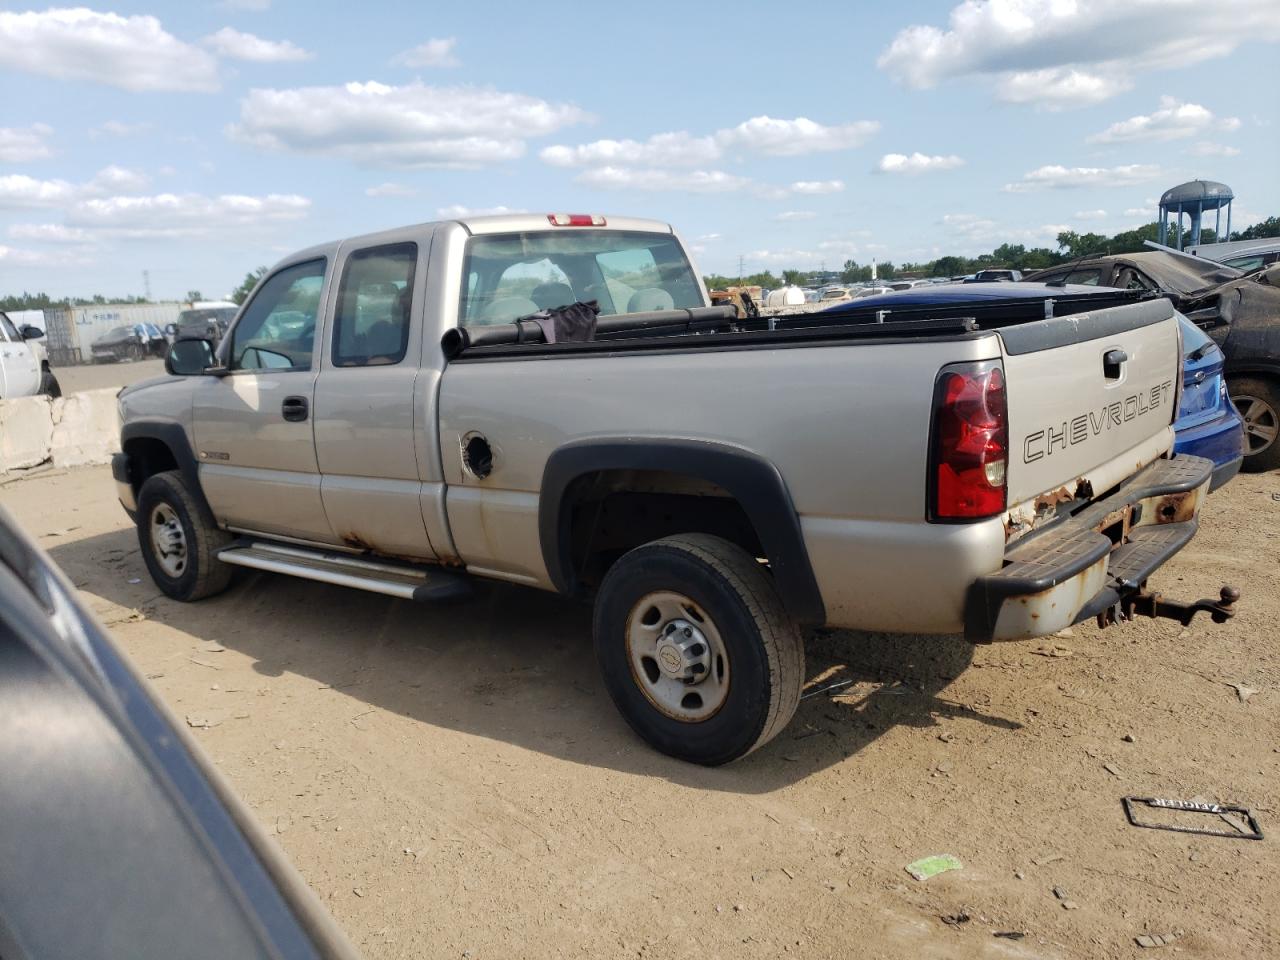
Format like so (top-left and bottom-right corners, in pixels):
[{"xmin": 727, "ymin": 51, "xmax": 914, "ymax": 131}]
[
  {"xmin": 54, "ymin": 357, "xmax": 166, "ymax": 395},
  {"xmin": 2, "ymin": 465, "xmax": 1277, "ymax": 959}
]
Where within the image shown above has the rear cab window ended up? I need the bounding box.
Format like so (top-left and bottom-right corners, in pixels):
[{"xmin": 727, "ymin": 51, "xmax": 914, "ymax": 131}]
[
  {"xmin": 332, "ymin": 243, "xmax": 417, "ymax": 367},
  {"xmin": 459, "ymin": 231, "xmax": 703, "ymax": 327}
]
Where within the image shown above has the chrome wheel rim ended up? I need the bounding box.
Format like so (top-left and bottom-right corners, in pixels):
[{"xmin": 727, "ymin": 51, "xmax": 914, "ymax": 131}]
[
  {"xmin": 1234, "ymin": 393, "xmax": 1279, "ymax": 455},
  {"xmin": 149, "ymin": 503, "xmax": 188, "ymax": 578},
  {"xmin": 625, "ymin": 591, "xmax": 729, "ymax": 722}
]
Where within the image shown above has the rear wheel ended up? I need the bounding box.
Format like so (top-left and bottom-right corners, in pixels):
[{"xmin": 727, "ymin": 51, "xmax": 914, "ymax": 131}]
[
  {"xmin": 593, "ymin": 534, "xmax": 804, "ymax": 765},
  {"xmin": 136, "ymin": 470, "xmax": 233, "ymax": 601},
  {"xmin": 1230, "ymin": 377, "xmax": 1280, "ymax": 472}
]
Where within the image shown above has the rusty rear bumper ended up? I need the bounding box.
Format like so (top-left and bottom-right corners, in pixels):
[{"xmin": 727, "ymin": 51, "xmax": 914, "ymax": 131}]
[{"xmin": 965, "ymin": 455, "xmax": 1214, "ymax": 643}]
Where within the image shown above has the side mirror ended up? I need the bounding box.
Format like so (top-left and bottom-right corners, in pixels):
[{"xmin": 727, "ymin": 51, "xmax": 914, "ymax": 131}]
[
  {"xmin": 166, "ymin": 338, "xmax": 216, "ymax": 376},
  {"xmin": 20, "ymin": 325, "xmax": 44, "ymax": 340}
]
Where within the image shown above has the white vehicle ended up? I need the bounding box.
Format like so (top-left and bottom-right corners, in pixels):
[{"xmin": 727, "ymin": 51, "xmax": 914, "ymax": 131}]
[{"xmin": 0, "ymin": 312, "xmax": 58, "ymax": 398}]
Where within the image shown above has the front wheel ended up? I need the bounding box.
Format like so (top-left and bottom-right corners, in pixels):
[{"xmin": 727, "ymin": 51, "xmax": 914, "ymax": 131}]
[
  {"xmin": 136, "ymin": 470, "xmax": 234, "ymax": 601},
  {"xmin": 1230, "ymin": 376, "xmax": 1280, "ymax": 472},
  {"xmin": 593, "ymin": 534, "xmax": 805, "ymax": 765}
]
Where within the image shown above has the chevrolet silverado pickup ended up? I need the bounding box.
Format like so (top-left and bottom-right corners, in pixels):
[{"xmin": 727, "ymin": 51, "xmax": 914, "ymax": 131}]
[{"xmin": 113, "ymin": 213, "xmax": 1236, "ymax": 764}]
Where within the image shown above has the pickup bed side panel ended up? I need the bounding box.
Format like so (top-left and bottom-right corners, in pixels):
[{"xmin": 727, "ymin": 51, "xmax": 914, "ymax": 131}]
[{"xmin": 438, "ymin": 336, "xmax": 1004, "ymax": 630}]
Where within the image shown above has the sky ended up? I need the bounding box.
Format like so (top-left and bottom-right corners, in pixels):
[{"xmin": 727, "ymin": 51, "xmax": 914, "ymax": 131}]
[{"xmin": 0, "ymin": 0, "xmax": 1278, "ymax": 300}]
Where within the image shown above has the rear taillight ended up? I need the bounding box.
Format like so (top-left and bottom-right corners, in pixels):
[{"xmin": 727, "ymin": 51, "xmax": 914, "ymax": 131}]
[
  {"xmin": 547, "ymin": 213, "xmax": 606, "ymax": 226},
  {"xmin": 929, "ymin": 361, "xmax": 1008, "ymax": 521}
]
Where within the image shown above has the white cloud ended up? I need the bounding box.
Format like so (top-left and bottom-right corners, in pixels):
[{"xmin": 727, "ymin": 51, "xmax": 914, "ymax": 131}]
[
  {"xmin": 0, "ymin": 123, "xmax": 54, "ymax": 162},
  {"xmin": 7, "ymin": 223, "xmax": 92, "ymax": 243},
  {"xmin": 1074, "ymin": 209, "xmax": 1108, "ymax": 220},
  {"xmin": 1004, "ymin": 163, "xmax": 1161, "ymax": 192},
  {"xmin": 745, "ymin": 248, "xmax": 819, "ymax": 264},
  {"xmin": 879, "ymin": 0, "xmax": 1280, "ymax": 108},
  {"xmin": 202, "ymin": 27, "xmax": 312, "ymax": 63},
  {"xmin": 89, "ymin": 120, "xmax": 152, "ymax": 139},
  {"xmin": 541, "ymin": 132, "xmax": 720, "ymax": 168},
  {"xmin": 1088, "ymin": 97, "xmax": 1239, "ymax": 143},
  {"xmin": 67, "ymin": 192, "xmax": 311, "ymax": 238},
  {"xmin": 392, "ymin": 37, "xmax": 460, "ymax": 68},
  {"xmin": 436, "ymin": 204, "xmax": 527, "ymax": 218},
  {"xmin": 543, "ymin": 115, "xmax": 878, "ymax": 169},
  {"xmin": 0, "ymin": 174, "xmax": 77, "ymax": 209},
  {"xmin": 0, "ymin": 8, "xmax": 219, "ymax": 92},
  {"xmin": 996, "ymin": 67, "xmax": 1130, "ymax": 109},
  {"xmin": 365, "ymin": 182, "xmax": 419, "ymax": 198},
  {"xmin": 230, "ymin": 81, "xmax": 589, "ymax": 168},
  {"xmin": 1188, "ymin": 142, "xmax": 1241, "ymax": 157},
  {"xmin": 0, "ymin": 244, "xmax": 65, "ymax": 266},
  {"xmin": 576, "ymin": 167, "xmax": 754, "ymax": 193},
  {"xmin": 1124, "ymin": 207, "xmax": 1153, "ymax": 217},
  {"xmin": 775, "ymin": 210, "xmax": 817, "ymax": 221},
  {"xmin": 219, "ymin": 0, "xmax": 271, "ymax": 9},
  {"xmin": 941, "ymin": 212, "xmax": 998, "ymax": 237},
  {"xmin": 86, "ymin": 165, "xmax": 149, "ymax": 194},
  {"xmin": 790, "ymin": 180, "xmax": 845, "ymax": 195},
  {"xmin": 697, "ymin": 233, "xmax": 721, "ymax": 242},
  {"xmin": 716, "ymin": 116, "xmax": 879, "ymax": 156},
  {"xmin": 877, "ymin": 152, "xmax": 964, "ymax": 174}
]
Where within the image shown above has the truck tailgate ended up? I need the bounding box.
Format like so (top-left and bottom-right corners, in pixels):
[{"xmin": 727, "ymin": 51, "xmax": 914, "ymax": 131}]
[{"xmin": 999, "ymin": 298, "xmax": 1181, "ymax": 512}]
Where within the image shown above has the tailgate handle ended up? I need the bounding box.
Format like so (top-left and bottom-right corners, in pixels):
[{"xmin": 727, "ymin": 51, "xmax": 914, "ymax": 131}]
[{"xmin": 1103, "ymin": 348, "xmax": 1128, "ymax": 379}]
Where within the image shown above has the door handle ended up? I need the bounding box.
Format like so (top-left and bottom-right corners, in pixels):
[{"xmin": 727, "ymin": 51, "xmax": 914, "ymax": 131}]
[
  {"xmin": 1103, "ymin": 349, "xmax": 1127, "ymax": 379},
  {"xmin": 281, "ymin": 396, "xmax": 309, "ymax": 422}
]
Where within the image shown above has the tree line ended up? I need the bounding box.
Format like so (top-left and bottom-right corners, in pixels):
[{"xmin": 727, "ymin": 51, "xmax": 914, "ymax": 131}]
[{"xmin": 704, "ymin": 216, "xmax": 1279, "ymax": 289}]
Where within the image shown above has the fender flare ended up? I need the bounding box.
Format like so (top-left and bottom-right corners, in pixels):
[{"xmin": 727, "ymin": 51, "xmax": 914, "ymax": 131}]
[
  {"xmin": 1224, "ymin": 360, "xmax": 1280, "ymax": 381},
  {"xmin": 119, "ymin": 421, "xmax": 215, "ymax": 519},
  {"xmin": 538, "ymin": 438, "xmax": 826, "ymax": 625}
]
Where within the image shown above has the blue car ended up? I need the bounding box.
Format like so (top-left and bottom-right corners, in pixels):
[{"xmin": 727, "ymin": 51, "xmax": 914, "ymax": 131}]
[{"xmin": 822, "ymin": 282, "xmax": 1244, "ymax": 491}]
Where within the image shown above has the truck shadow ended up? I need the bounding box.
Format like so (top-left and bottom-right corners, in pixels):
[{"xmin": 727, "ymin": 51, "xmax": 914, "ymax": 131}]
[{"xmin": 51, "ymin": 528, "xmax": 1021, "ymax": 794}]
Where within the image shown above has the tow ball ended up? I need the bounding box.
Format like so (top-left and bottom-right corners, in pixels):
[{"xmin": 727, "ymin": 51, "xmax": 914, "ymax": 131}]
[{"xmin": 1097, "ymin": 585, "xmax": 1241, "ymax": 629}]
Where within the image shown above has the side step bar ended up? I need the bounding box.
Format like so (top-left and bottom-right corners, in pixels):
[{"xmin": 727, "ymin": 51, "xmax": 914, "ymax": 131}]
[{"xmin": 217, "ymin": 541, "xmax": 472, "ymax": 602}]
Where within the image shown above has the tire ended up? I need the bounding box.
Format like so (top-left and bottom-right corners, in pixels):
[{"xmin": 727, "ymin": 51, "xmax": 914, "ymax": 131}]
[
  {"xmin": 40, "ymin": 371, "xmax": 61, "ymax": 398},
  {"xmin": 593, "ymin": 533, "xmax": 805, "ymax": 765},
  {"xmin": 136, "ymin": 470, "xmax": 234, "ymax": 601},
  {"xmin": 1230, "ymin": 377, "xmax": 1280, "ymax": 473},
  {"xmin": 129, "ymin": 343, "xmax": 145, "ymax": 362}
]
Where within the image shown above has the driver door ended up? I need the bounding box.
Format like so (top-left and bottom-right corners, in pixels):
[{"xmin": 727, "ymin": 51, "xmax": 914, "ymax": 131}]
[{"xmin": 192, "ymin": 258, "xmax": 338, "ymax": 543}]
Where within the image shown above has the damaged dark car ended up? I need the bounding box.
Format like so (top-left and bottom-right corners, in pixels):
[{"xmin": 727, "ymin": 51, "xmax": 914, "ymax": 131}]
[
  {"xmin": 90, "ymin": 323, "xmax": 168, "ymax": 363},
  {"xmin": 1023, "ymin": 252, "xmax": 1280, "ymax": 472}
]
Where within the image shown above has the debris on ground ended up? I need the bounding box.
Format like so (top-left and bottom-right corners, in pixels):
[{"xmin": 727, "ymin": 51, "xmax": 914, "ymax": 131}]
[
  {"xmin": 905, "ymin": 854, "xmax": 963, "ymax": 881},
  {"xmin": 1226, "ymin": 682, "xmax": 1258, "ymax": 703},
  {"xmin": 1135, "ymin": 932, "xmax": 1181, "ymax": 948},
  {"xmin": 940, "ymin": 910, "xmax": 970, "ymax": 926},
  {"xmin": 1032, "ymin": 644, "xmax": 1073, "ymax": 658},
  {"xmin": 1123, "ymin": 733, "xmax": 1136, "ymax": 743},
  {"xmin": 201, "ymin": 642, "xmax": 226, "ymax": 653},
  {"xmin": 1103, "ymin": 763, "xmax": 1123, "ymax": 778},
  {"xmin": 1032, "ymin": 853, "xmax": 1066, "ymax": 866},
  {"xmin": 994, "ymin": 931, "xmax": 1026, "ymax": 940},
  {"xmin": 185, "ymin": 715, "xmax": 218, "ymax": 729}
]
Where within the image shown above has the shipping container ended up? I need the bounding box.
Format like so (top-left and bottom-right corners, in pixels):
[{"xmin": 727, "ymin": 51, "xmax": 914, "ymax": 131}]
[{"xmin": 44, "ymin": 303, "xmax": 183, "ymax": 364}]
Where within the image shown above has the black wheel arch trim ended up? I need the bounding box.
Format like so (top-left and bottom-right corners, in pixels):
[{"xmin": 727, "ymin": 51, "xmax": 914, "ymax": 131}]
[
  {"xmin": 1225, "ymin": 361, "xmax": 1280, "ymax": 381},
  {"xmin": 119, "ymin": 421, "xmax": 215, "ymax": 520},
  {"xmin": 539, "ymin": 438, "xmax": 826, "ymax": 625}
]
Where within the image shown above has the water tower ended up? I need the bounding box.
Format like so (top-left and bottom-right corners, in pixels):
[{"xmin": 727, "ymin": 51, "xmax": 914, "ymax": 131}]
[{"xmin": 1158, "ymin": 179, "xmax": 1234, "ymax": 249}]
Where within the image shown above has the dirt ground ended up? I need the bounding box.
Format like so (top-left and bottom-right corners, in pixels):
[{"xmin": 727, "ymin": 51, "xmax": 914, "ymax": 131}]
[
  {"xmin": 2, "ymin": 464, "xmax": 1277, "ymax": 959},
  {"xmin": 54, "ymin": 357, "xmax": 165, "ymax": 395}
]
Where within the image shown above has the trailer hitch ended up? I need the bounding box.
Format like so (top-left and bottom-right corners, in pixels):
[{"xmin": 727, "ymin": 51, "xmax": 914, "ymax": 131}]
[{"xmin": 1097, "ymin": 584, "xmax": 1241, "ymax": 629}]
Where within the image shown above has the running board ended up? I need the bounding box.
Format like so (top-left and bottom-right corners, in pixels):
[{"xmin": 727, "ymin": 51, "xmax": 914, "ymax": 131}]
[{"xmin": 217, "ymin": 541, "xmax": 472, "ymax": 601}]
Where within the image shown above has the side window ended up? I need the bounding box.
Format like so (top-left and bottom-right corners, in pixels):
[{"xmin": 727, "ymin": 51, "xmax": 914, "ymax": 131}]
[
  {"xmin": 230, "ymin": 259, "xmax": 326, "ymax": 371},
  {"xmin": 1065, "ymin": 268, "xmax": 1102, "ymax": 286},
  {"xmin": 0, "ymin": 313, "xmax": 17, "ymax": 342},
  {"xmin": 332, "ymin": 243, "xmax": 416, "ymax": 367}
]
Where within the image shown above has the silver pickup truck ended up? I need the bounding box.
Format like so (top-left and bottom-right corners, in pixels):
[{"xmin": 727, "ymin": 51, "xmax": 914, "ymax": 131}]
[{"xmin": 113, "ymin": 213, "xmax": 1236, "ymax": 764}]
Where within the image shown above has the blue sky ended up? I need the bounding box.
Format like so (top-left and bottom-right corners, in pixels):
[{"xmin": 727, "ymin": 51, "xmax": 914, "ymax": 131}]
[{"xmin": 1, "ymin": 0, "xmax": 1277, "ymax": 299}]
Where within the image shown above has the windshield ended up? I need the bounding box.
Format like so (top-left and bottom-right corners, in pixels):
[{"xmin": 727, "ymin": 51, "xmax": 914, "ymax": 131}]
[
  {"xmin": 459, "ymin": 230, "xmax": 703, "ymax": 327},
  {"xmin": 178, "ymin": 308, "xmax": 237, "ymax": 325},
  {"xmin": 104, "ymin": 325, "xmax": 138, "ymax": 339}
]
